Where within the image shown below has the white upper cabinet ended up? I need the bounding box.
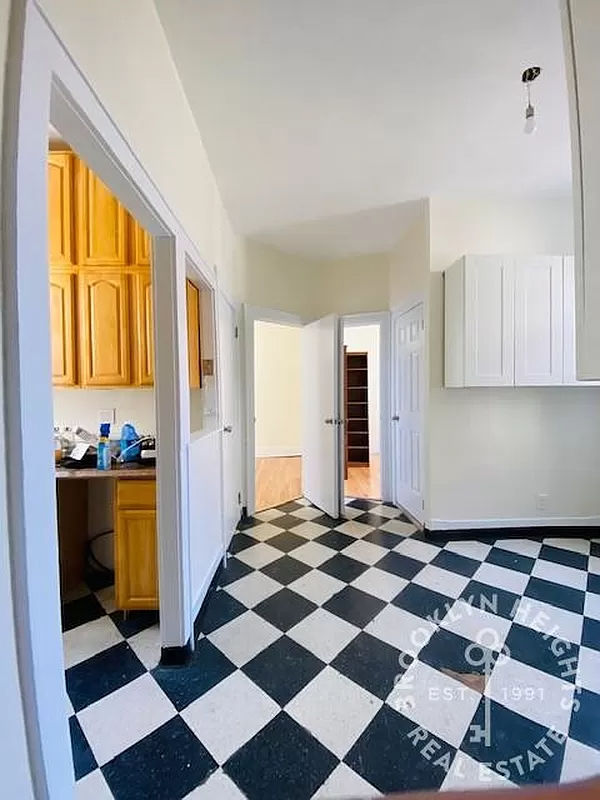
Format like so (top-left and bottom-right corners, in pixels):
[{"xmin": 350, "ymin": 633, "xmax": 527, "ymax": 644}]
[
  {"xmin": 562, "ymin": 0, "xmax": 600, "ymax": 379},
  {"xmin": 514, "ymin": 257, "xmax": 564, "ymax": 386}
]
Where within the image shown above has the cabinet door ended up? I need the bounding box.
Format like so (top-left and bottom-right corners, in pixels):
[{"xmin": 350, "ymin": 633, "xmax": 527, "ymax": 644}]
[
  {"xmin": 49, "ymin": 270, "xmax": 77, "ymax": 386},
  {"xmin": 76, "ymin": 160, "xmax": 128, "ymax": 266},
  {"xmin": 48, "ymin": 152, "xmax": 74, "ymax": 267},
  {"xmin": 514, "ymin": 257, "xmax": 564, "ymax": 386},
  {"xmin": 131, "ymin": 220, "xmax": 151, "ymax": 266},
  {"xmin": 464, "ymin": 256, "xmax": 515, "ymax": 386},
  {"xmin": 115, "ymin": 508, "xmax": 158, "ymax": 610},
  {"xmin": 186, "ymin": 279, "xmax": 202, "ymax": 389},
  {"xmin": 79, "ymin": 270, "xmax": 132, "ymax": 386},
  {"xmin": 133, "ymin": 269, "xmax": 154, "ymax": 386}
]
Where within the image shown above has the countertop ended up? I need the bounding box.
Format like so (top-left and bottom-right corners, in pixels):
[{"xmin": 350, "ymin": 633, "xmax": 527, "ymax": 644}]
[{"xmin": 55, "ymin": 463, "xmax": 156, "ymax": 480}]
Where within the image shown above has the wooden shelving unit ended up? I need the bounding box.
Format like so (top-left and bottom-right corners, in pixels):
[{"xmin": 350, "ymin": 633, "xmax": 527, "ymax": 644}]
[{"xmin": 344, "ymin": 351, "xmax": 369, "ymax": 467}]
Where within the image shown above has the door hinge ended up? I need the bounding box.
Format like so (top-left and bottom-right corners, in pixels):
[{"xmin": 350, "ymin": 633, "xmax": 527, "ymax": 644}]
[
  {"xmin": 237, "ymin": 491, "xmax": 241, "ymax": 505},
  {"xmin": 422, "ymin": 500, "xmax": 425, "ymax": 510},
  {"xmin": 235, "ymin": 326, "xmax": 239, "ymax": 339},
  {"xmin": 421, "ymin": 319, "xmax": 425, "ymax": 330}
]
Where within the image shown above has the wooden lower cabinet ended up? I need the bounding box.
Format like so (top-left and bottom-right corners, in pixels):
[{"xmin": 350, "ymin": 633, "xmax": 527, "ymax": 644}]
[{"xmin": 114, "ymin": 480, "xmax": 158, "ymax": 610}]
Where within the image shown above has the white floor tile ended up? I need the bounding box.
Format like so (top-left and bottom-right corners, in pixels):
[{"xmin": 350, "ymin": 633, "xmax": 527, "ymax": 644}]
[
  {"xmin": 560, "ymin": 738, "xmax": 600, "ymax": 784},
  {"xmin": 63, "ymin": 616, "xmax": 123, "ymax": 669},
  {"xmin": 313, "ymin": 762, "xmax": 382, "ymax": 798},
  {"xmin": 395, "ymin": 538, "xmax": 441, "ymax": 563},
  {"xmin": 494, "ymin": 539, "xmax": 542, "ymax": 559},
  {"xmin": 412, "ymin": 564, "xmax": 471, "ymax": 598},
  {"xmin": 285, "ymin": 666, "xmax": 380, "ymax": 758},
  {"xmin": 334, "ymin": 520, "xmax": 375, "ymax": 538},
  {"xmin": 292, "ymin": 541, "xmax": 336, "ymax": 567},
  {"xmin": 75, "ymin": 770, "xmax": 114, "ymax": 799},
  {"xmin": 589, "ymin": 556, "xmax": 600, "ymax": 575},
  {"xmin": 288, "ymin": 608, "xmax": 359, "ymax": 662},
  {"xmin": 184, "ymin": 770, "xmax": 247, "ymax": 798},
  {"xmin": 127, "ymin": 624, "xmax": 161, "ymax": 670},
  {"xmin": 486, "ymin": 657, "xmax": 575, "ymax": 735},
  {"xmin": 94, "ymin": 586, "xmax": 117, "ymax": 614},
  {"xmin": 440, "ymin": 601, "xmax": 512, "ymax": 650},
  {"xmin": 371, "ymin": 505, "xmax": 403, "ymax": 519},
  {"xmin": 584, "ymin": 592, "xmax": 600, "ymax": 621},
  {"xmin": 388, "ymin": 660, "xmax": 481, "ymax": 748},
  {"xmin": 365, "ymin": 605, "xmax": 435, "ymax": 655},
  {"xmin": 224, "ymin": 571, "xmax": 281, "ymax": 608},
  {"xmin": 532, "ymin": 559, "xmax": 588, "ymax": 591},
  {"xmin": 182, "ymin": 671, "xmax": 279, "ymax": 764},
  {"xmin": 443, "ymin": 752, "xmax": 517, "ymax": 791},
  {"xmin": 577, "ymin": 645, "xmax": 600, "ymax": 694},
  {"xmin": 351, "ymin": 567, "xmax": 408, "ymax": 602},
  {"xmin": 343, "ymin": 506, "xmax": 366, "ymax": 520},
  {"xmin": 544, "ymin": 538, "xmax": 590, "ymax": 556},
  {"xmin": 77, "ymin": 673, "xmax": 176, "ymax": 766},
  {"xmin": 472, "ymin": 562, "xmax": 530, "ymax": 595},
  {"xmin": 208, "ymin": 610, "xmax": 281, "ymax": 666},
  {"xmin": 342, "ymin": 539, "xmax": 389, "ymax": 565},
  {"xmin": 379, "ymin": 518, "xmax": 416, "ymax": 535},
  {"xmin": 244, "ymin": 522, "xmax": 283, "ymax": 542},
  {"xmin": 444, "ymin": 541, "xmax": 493, "ymax": 562},
  {"xmin": 234, "ymin": 542, "xmax": 282, "ymax": 569},
  {"xmin": 254, "ymin": 508, "xmax": 285, "ymax": 522},
  {"xmin": 290, "ymin": 521, "xmax": 330, "ymax": 539},
  {"xmin": 290, "ymin": 506, "xmax": 325, "ymax": 521},
  {"xmin": 288, "ymin": 570, "xmax": 345, "ymax": 605},
  {"xmin": 513, "ymin": 597, "xmax": 583, "ymax": 645}
]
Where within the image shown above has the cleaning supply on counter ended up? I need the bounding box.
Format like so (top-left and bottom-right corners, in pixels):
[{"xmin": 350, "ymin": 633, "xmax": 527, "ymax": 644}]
[
  {"xmin": 96, "ymin": 423, "xmax": 112, "ymax": 471},
  {"xmin": 119, "ymin": 423, "xmax": 140, "ymax": 462}
]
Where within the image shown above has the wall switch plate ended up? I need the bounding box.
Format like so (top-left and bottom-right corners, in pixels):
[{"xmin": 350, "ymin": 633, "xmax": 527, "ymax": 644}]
[
  {"xmin": 99, "ymin": 409, "xmax": 116, "ymax": 426},
  {"xmin": 536, "ymin": 493, "xmax": 549, "ymax": 512}
]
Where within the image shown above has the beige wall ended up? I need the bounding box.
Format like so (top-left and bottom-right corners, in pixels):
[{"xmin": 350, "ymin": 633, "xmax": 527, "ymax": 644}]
[
  {"xmin": 319, "ymin": 252, "xmax": 390, "ymax": 316},
  {"xmin": 389, "ymin": 201, "xmax": 430, "ymax": 310},
  {"xmin": 53, "ymin": 388, "xmax": 156, "ymax": 436},
  {"xmin": 254, "ymin": 321, "xmax": 302, "ymax": 457}
]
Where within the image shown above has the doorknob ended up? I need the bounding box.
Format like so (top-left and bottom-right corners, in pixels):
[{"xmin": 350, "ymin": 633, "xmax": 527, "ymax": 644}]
[
  {"xmin": 324, "ymin": 418, "xmax": 334, "ymax": 425},
  {"xmin": 392, "ymin": 415, "xmax": 400, "ymax": 422},
  {"xmin": 224, "ymin": 425, "xmax": 233, "ymax": 433}
]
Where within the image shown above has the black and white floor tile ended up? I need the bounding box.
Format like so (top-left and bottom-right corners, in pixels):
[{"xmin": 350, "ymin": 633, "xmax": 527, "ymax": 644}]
[{"xmin": 65, "ymin": 500, "xmax": 600, "ymax": 798}]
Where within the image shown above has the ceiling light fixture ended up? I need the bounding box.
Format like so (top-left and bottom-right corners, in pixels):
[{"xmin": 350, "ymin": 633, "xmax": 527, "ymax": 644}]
[{"xmin": 522, "ymin": 66, "xmax": 542, "ymax": 135}]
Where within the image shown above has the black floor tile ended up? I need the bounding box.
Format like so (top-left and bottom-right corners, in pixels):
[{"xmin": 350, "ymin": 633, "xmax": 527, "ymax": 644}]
[
  {"xmin": 69, "ymin": 715, "xmax": 97, "ymax": 780},
  {"xmin": 228, "ymin": 533, "xmax": 259, "ymax": 555},
  {"xmin": 418, "ymin": 627, "xmax": 498, "ymax": 676},
  {"xmin": 217, "ymin": 557, "xmax": 254, "ymax": 587},
  {"xmin": 504, "ymin": 622, "xmax": 579, "ymax": 683},
  {"xmin": 254, "ymin": 588, "xmax": 317, "ymax": 632},
  {"xmin": 314, "ymin": 530, "xmax": 356, "ymax": 551},
  {"xmin": 268, "ymin": 514, "xmax": 309, "ymax": 530},
  {"xmin": 460, "ymin": 580, "xmax": 521, "ymax": 621},
  {"xmin": 375, "ymin": 551, "xmax": 424, "ymax": 580},
  {"xmin": 582, "ymin": 617, "xmax": 600, "ymax": 651},
  {"xmin": 570, "ymin": 688, "xmax": 600, "ymax": 750},
  {"xmin": 152, "ymin": 639, "xmax": 236, "ymax": 711},
  {"xmin": 102, "ymin": 716, "xmax": 217, "ymax": 800},
  {"xmin": 363, "ymin": 528, "xmax": 406, "ymax": 550},
  {"xmin": 224, "ymin": 712, "xmax": 337, "ymax": 800},
  {"xmin": 323, "ymin": 586, "xmax": 385, "ymax": 628},
  {"xmin": 275, "ymin": 501, "xmax": 305, "ymax": 514},
  {"xmin": 332, "ymin": 632, "xmax": 412, "ymax": 700},
  {"xmin": 345, "ymin": 705, "xmax": 455, "ymax": 793},
  {"xmin": 61, "ymin": 593, "xmax": 105, "ymax": 632},
  {"xmin": 524, "ymin": 577, "xmax": 585, "ymax": 615},
  {"xmin": 260, "ymin": 555, "xmax": 312, "ymax": 586},
  {"xmin": 539, "ymin": 544, "xmax": 588, "ymax": 572},
  {"xmin": 353, "ymin": 512, "xmax": 391, "ymax": 527},
  {"xmin": 110, "ymin": 610, "xmax": 159, "ymax": 639},
  {"xmin": 431, "ymin": 550, "xmax": 480, "ymax": 578},
  {"xmin": 587, "ymin": 574, "xmax": 600, "ymax": 595},
  {"xmin": 242, "ymin": 636, "xmax": 325, "ymax": 705},
  {"xmin": 485, "ymin": 547, "xmax": 536, "ymax": 575},
  {"xmin": 198, "ymin": 589, "xmax": 247, "ymax": 634},
  {"xmin": 311, "ymin": 514, "xmax": 346, "ymax": 529},
  {"xmin": 318, "ymin": 553, "xmax": 369, "ymax": 582},
  {"xmin": 237, "ymin": 516, "xmax": 263, "ymax": 531},
  {"xmin": 461, "ymin": 698, "xmax": 566, "ymax": 785},
  {"xmin": 266, "ymin": 531, "xmax": 306, "ymax": 553},
  {"xmin": 345, "ymin": 498, "xmax": 380, "ymax": 511},
  {"xmin": 66, "ymin": 642, "xmax": 146, "ymax": 712},
  {"xmin": 392, "ymin": 583, "xmax": 453, "ymax": 621}
]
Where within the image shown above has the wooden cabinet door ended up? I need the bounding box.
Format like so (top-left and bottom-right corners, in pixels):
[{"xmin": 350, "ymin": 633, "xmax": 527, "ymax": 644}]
[
  {"xmin": 115, "ymin": 508, "xmax": 158, "ymax": 610},
  {"xmin": 514, "ymin": 256, "xmax": 564, "ymax": 386},
  {"xmin": 49, "ymin": 270, "xmax": 77, "ymax": 386},
  {"xmin": 464, "ymin": 256, "xmax": 515, "ymax": 386},
  {"xmin": 131, "ymin": 220, "xmax": 151, "ymax": 266},
  {"xmin": 186, "ymin": 279, "xmax": 201, "ymax": 389},
  {"xmin": 48, "ymin": 152, "xmax": 74, "ymax": 267},
  {"xmin": 134, "ymin": 269, "xmax": 154, "ymax": 386},
  {"xmin": 76, "ymin": 160, "xmax": 128, "ymax": 266},
  {"xmin": 79, "ymin": 270, "xmax": 132, "ymax": 386}
]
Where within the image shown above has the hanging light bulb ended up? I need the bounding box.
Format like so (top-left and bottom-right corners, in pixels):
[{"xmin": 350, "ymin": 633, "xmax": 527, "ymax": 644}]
[{"xmin": 522, "ymin": 66, "xmax": 541, "ymax": 135}]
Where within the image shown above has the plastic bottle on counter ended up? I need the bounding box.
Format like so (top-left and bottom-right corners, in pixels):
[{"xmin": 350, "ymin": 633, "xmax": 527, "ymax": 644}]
[{"xmin": 96, "ymin": 423, "xmax": 112, "ymax": 471}]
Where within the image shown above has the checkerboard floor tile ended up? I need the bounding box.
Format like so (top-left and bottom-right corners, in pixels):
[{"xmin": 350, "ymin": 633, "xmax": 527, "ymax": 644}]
[{"xmin": 65, "ymin": 504, "xmax": 600, "ymax": 797}]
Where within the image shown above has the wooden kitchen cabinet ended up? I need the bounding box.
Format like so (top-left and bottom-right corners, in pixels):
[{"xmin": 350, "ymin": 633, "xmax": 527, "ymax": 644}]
[
  {"xmin": 186, "ymin": 279, "xmax": 202, "ymax": 389},
  {"xmin": 131, "ymin": 220, "xmax": 151, "ymax": 266},
  {"xmin": 49, "ymin": 269, "xmax": 77, "ymax": 386},
  {"xmin": 76, "ymin": 160, "xmax": 129, "ymax": 266},
  {"xmin": 133, "ymin": 268, "xmax": 154, "ymax": 386},
  {"xmin": 48, "ymin": 151, "xmax": 74, "ymax": 267},
  {"xmin": 115, "ymin": 479, "xmax": 158, "ymax": 610},
  {"xmin": 78, "ymin": 269, "xmax": 132, "ymax": 386}
]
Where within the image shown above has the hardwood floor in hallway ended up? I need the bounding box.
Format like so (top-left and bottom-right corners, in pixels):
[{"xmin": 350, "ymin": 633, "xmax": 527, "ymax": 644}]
[{"xmin": 345, "ymin": 454, "xmax": 381, "ymax": 500}]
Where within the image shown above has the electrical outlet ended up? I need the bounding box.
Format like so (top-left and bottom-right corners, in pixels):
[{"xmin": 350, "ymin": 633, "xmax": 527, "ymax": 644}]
[
  {"xmin": 536, "ymin": 493, "xmax": 549, "ymax": 512},
  {"xmin": 99, "ymin": 408, "xmax": 116, "ymax": 426}
]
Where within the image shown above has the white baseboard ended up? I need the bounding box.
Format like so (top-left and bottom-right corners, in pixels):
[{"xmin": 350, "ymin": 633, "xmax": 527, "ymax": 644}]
[
  {"xmin": 256, "ymin": 446, "xmax": 301, "ymax": 458},
  {"xmin": 429, "ymin": 516, "xmax": 600, "ymax": 531}
]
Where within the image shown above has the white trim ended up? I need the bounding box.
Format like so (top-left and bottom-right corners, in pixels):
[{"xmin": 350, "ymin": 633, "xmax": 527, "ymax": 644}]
[
  {"xmin": 429, "ymin": 517, "xmax": 600, "ymax": 531},
  {"xmin": 191, "ymin": 550, "xmax": 223, "ymax": 623},
  {"xmin": 391, "ymin": 293, "xmax": 428, "ymax": 317},
  {"xmin": 256, "ymin": 447, "xmax": 302, "ymax": 458}
]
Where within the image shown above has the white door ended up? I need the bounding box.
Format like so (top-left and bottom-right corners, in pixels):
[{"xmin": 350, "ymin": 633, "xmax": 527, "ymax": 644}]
[
  {"xmin": 302, "ymin": 314, "xmax": 342, "ymax": 518},
  {"xmin": 219, "ymin": 294, "xmax": 241, "ymax": 546},
  {"xmin": 514, "ymin": 256, "xmax": 564, "ymax": 386},
  {"xmin": 391, "ymin": 304, "xmax": 424, "ymax": 520}
]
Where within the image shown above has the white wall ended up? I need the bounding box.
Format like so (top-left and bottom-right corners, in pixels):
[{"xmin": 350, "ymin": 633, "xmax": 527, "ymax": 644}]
[
  {"xmin": 344, "ymin": 325, "xmax": 380, "ymax": 454},
  {"xmin": 53, "ymin": 388, "xmax": 156, "ymax": 435},
  {"xmin": 427, "ymin": 196, "xmax": 600, "ymax": 524},
  {"xmin": 254, "ymin": 321, "xmax": 302, "ymax": 458}
]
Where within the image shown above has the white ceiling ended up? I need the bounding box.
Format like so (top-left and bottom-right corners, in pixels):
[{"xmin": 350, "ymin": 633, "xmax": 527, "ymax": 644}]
[{"xmin": 155, "ymin": 0, "xmax": 572, "ymax": 259}]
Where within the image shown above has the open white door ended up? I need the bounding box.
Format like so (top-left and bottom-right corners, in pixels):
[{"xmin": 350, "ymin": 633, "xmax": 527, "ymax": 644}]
[
  {"xmin": 391, "ymin": 304, "xmax": 425, "ymax": 520},
  {"xmin": 302, "ymin": 314, "xmax": 343, "ymax": 518},
  {"xmin": 219, "ymin": 294, "xmax": 241, "ymax": 546}
]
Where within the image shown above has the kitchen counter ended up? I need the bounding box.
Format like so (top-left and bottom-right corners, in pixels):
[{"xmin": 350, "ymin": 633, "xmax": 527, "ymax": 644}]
[{"xmin": 56, "ymin": 463, "xmax": 156, "ymax": 480}]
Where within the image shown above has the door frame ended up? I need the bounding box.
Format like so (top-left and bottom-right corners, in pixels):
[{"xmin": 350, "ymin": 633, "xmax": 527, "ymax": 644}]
[
  {"xmin": 2, "ymin": 3, "xmax": 217, "ymax": 795},
  {"xmin": 340, "ymin": 312, "xmax": 392, "ymax": 503},
  {"xmin": 242, "ymin": 305, "xmax": 304, "ymax": 516}
]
